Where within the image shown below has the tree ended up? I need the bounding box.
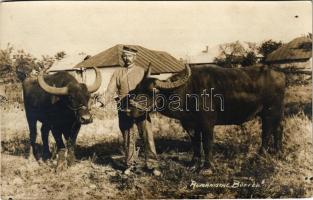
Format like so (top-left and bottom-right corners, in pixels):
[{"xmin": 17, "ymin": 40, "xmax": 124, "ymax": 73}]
[
  {"xmin": 54, "ymin": 51, "xmax": 66, "ymax": 60},
  {"xmin": 214, "ymin": 41, "xmax": 246, "ymax": 68},
  {"xmin": 214, "ymin": 41, "xmax": 258, "ymax": 68},
  {"xmin": 15, "ymin": 51, "xmax": 37, "ymax": 81},
  {"xmin": 242, "ymin": 51, "xmax": 257, "ymax": 67},
  {"xmin": 0, "ymin": 44, "xmax": 67, "ymax": 82},
  {"xmin": 0, "ymin": 44, "xmax": 17, "ymax": 82},
  {"xmin": 258, "ymin": 40, "xmax": 283, "ymax": 62},
  {"xmin": 37, "ymin": 55, "xmax": 55, "ymax": 71},
  {"xmin": 0, "ymin": 44, "xmax": 14, "ymax": 70}
]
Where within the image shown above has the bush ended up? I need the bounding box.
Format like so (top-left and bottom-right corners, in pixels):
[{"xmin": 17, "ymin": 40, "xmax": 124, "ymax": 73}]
[
  {"xmin": 0, "ymin": 44, "xmax": 67, "ymax": 103},
  {"xmin": 214, "ymin": 41, "xmax": 258, "ymax": 68},
  {"xmin": 0, "ymin": 43, "xmax": 66, "ymax": 83},
  {"xmin": 258, "ymin": 40, "xmax": 283, "ymax": 62}
]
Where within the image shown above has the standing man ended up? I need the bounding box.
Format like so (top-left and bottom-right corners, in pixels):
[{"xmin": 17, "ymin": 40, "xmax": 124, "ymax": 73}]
[{"xmin": 99, "ymin": 46, "xmax": 161, "ymax": 176}]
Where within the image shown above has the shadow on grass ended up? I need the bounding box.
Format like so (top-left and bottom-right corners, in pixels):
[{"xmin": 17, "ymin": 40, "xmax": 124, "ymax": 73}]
[
  {"xmin": 75, "ymin": 138, "xmax": 194, "ymax": 170},
  {"xmin": 155, "ymin": 137, "xmax": 191, "ymax": 153},
  {"xmin": 1, "ymin": 136, "xmax": 261, "ymax": 168},
  {"xmin": 285, "ymin": 102, "xmax": 312, "ymax": 118},
  {"xmin": 214, "ymin": 142, "xmax": 250, "ymax": 159},
  {"xmin": 75, "ymin": 140, "xmax": 126, "ymax": 170},
  {"xmin": 1, "ymin": 137, "xmax": 193, "ymax": 170},
  {"xmin": 1, "ymin": 138, "xmax": 31, "ymax": 158}
]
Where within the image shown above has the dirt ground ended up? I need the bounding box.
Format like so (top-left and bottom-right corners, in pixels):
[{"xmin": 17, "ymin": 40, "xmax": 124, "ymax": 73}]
[{"xmin": 1, "ymin": 85, "xmax": 313, "ymax": 199}]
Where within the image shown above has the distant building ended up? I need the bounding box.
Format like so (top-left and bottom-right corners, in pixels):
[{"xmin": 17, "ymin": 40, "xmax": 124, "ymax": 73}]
[
  {"xmin": 48, "ymin": 53, "xmax": 89, "ymax": 82},
  {"xmin": 187, "ymin": 45, "xmax": 219, "ymax": 64},
  {"xmin": 265, "ymin": 35, "xmax": 312, "ymax": 72}
]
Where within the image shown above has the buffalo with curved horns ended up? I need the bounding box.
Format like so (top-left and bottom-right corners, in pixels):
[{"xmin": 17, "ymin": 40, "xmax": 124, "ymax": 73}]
[
  {"xmin": 22, "ymin": 67, "xmax": 101, "ymax": 166},
  {"xmin": 129, "ymin": 64, "xmax": 286, "ymax": 174}
]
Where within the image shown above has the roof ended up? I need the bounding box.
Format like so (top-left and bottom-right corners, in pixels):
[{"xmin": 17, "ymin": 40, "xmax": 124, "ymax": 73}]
[
  {"xmin": 266, "ymin": 36, "xmax": 312, "ymax": 63},
  {"xmin": 74, "ymin": 44, "xmax": 184, "ymax": 74},
  {"xmin": 49, "ymin": 53, "xmax": 88, "ymax": 72}
]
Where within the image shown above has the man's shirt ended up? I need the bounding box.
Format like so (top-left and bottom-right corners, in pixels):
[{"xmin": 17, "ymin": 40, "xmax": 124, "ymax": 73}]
[{"xmin": 104, "ymin": 63, "xmax": 145, "ymax": 102}]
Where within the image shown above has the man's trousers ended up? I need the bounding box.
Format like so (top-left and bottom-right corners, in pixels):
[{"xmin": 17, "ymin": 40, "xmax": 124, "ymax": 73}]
[{"xmin": 118, "ymin": 111, "xmax": 159, "ymax": 169}]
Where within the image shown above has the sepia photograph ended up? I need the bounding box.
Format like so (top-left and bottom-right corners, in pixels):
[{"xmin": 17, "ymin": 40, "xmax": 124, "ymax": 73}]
[{"xmin": 0, "ymin": 1, "xmax": 312, "ymax": 199}]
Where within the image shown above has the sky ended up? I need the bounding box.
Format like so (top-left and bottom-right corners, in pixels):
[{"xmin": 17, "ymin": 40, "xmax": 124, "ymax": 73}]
[{"xmin": 0, "ymin": 1, "xmax": 311, "ymax": 60}]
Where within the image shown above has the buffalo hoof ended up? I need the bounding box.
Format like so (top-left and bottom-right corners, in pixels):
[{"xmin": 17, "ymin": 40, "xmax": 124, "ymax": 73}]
[
  {"xmin": 187, "ymin": 159, "xmax": 202, "ymax": 173},
  {"xmin": 42, "ymin": 151, "xmax": 52, "ymax": 161},
  {"xmin": 200, "ymin": 168, "xmax": 214, "ymax": 176},
  {"xmin": 67, "ymin": 149, "xmax": 76, "ymax": 167},
  {"xmin": 55, "ymin": 149, "xmax": 67, "ymax": 172},
  {"xmin": 42, "ymin": 159, "xmax": 53, "ymax": 166},
  {"xmin": 200, "ymin": 161, "xmax": 215, "ymax": 176},
  {"xmin": 273, "ymin": 147, "xmax": 283, "ymax": 157},
  {"xmin": 188, "ymin": 165, "xmax": 200, "ymax": 173},
  {"xmin": 29, "ymin": 145, "xmax": 41, "ymax": 161},
  {"xmin": 258, "ymin": 147, "xmax": 269, "ymax": 156},
  {"xmin": 28, "ymin": 152, "xmax": 37, "ymax": 162},
  {"xmin": 28, "ymin": 145, "xmax": 40, "ymax": 161},
  {"xmin": 275, "ymin": 150, "xmax": 283, "ymax": 159}
]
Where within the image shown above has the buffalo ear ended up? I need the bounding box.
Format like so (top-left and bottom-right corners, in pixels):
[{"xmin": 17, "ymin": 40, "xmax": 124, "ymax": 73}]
[{"xmin": 51, "ymin": 95, "xmax": 60, "ymax": 104}]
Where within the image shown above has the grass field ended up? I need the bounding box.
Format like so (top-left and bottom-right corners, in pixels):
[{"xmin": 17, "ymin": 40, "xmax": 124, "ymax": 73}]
[{"xmin": 1, "ymin": 84, "xmax": 313, "ymax": 199}]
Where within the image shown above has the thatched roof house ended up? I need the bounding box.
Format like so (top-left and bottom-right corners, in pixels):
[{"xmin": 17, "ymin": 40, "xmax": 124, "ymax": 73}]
[{"xmin": 265, "ymin": 35, "xmax": 312, "ymax": 70}]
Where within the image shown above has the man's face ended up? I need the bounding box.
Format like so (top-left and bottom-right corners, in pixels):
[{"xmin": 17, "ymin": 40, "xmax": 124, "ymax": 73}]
[{"xmin": 122, "ymin": 52, "xmax": 136, "ymax": 67}]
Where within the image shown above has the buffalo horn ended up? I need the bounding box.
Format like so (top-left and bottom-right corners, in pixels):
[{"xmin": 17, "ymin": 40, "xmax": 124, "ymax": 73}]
[
  {"xmin": 38, "ymin": 71, "xmax": 68, "ymax": 95},
  {"xmin": 154, "ymin": 64, "xmax": 191, "ymax": 89},
  {"xmin": 146, "ymin": 63, "xmax": 152, "ymax": 78},
  {"xmin": 87, "ymin": 67, "xmax": 102, "ymax": 93}
]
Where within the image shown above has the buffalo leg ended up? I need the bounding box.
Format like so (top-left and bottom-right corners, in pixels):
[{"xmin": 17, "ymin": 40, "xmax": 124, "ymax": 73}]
[
  {"xmin": 273, "ymin": 121, "xmax": 283, "ymax": 154},
  {"xmin": 66, "ymin": 123, "xmax": 81, "ymax": 166},
  {"xmin": 51, "ymin": 127, "xmax": 66, "ymax": 170},
  {"xmin": 187, "ymin": 129, "xmax": 202, "ymax": 171},
  {"xmin": 260, "ymin": 106, "xmax": 282, "ymax": 154},
  {"xmin": 270, "ymin": 110, "xmax": 284, "ymax": 154},
  {"xmin": 41, "ymin": 124, "xmax": 52, "ymax": 160},
  {"xmin": 181, "ymin": 121, "xmax": 202, "ymax": 170},
  {"xmin": 27, "ymin": 118, "xmax": 40, "ymax": 160},
  {"xmin": 260, "ymin": 116, "xmax": 272, "ymax": 154},
  {"xmin": 55, "ymin": 148, "xmax": 66, "ymax": 171},
  {"xmin": 201, "ymin": 122, "xmax": 215, "ymax": 174},
  {"xmin": 51, "ymin": 127, "xmax": 65, "ymax": 150}
]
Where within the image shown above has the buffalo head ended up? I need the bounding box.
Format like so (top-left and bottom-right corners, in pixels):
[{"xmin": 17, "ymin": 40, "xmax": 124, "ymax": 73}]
[
  {"xmin": 128, "ymin": 64, "xmax": 191, "ymax": 115},
  {"xmin": 137, "ymin": 64, "xmax": 191, "ymax": 92},
  {"xmin": 38, "ymin": 67, "xmax": 102, "ymax": 124}
]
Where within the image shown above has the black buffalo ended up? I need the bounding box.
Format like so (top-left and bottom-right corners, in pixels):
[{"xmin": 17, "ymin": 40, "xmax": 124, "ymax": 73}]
[
  {"xmin": 129, "ymin": 64, "xmax": 286, "ymax": 174},
  {"xmin": 22, "ymin": 67, "xmax": 101, "ymax": 166}
]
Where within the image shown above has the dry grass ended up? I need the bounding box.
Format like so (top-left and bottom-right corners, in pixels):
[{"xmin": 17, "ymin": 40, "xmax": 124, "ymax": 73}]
[
  {"xmin": 284, "ymin": 84, "xmax": 312, "ymax": 117},
  {"xmin": 1, "ymin": 85, "xmax": 313, "ymax": 199}
]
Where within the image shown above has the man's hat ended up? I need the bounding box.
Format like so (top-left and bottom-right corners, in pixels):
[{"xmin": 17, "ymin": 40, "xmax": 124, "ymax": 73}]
[{"xmin": 122, "ymin": 46, "xmax": 138, "ymax": 54}]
